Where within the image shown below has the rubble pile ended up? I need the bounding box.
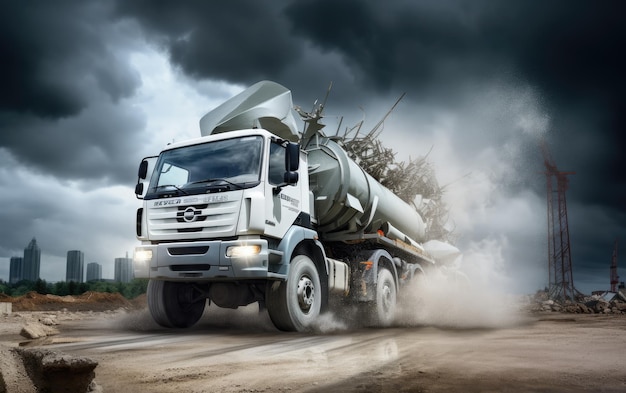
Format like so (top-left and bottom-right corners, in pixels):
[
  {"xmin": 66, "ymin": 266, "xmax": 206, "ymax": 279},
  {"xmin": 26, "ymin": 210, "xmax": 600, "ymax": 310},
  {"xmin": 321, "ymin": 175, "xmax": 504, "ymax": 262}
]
[
  {"xmin": 0, "ymin": 292, "xmax": 129, "ymax": 393},
  {"xmin": 528, "ymin": 290, "xmax": 626, "ymax": 314},
  {"xmin": 0, "ymin": 346, "xmax": 100, "ymax": 393},
  {"xmin": 4, "ymin": 291, "xmax": 137, "ymax": 312}
]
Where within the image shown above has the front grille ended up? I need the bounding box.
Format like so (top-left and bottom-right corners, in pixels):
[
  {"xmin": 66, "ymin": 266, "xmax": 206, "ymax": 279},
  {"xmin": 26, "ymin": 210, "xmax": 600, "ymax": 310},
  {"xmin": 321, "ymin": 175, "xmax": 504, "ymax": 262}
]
[
  {"xmin": 177, "ymin": 227, "xmax": 203, "ymax": 233},
  {"xmin": 170, "ymin": 264, "xmax": 211, "ymax": 271},
  {"xmin": 147, "ymin": 196, "xmax": 240, "ymax": 240},
  {"xmin": 168, "ymin": 246, "xmax": 209, "ymax": 255}
]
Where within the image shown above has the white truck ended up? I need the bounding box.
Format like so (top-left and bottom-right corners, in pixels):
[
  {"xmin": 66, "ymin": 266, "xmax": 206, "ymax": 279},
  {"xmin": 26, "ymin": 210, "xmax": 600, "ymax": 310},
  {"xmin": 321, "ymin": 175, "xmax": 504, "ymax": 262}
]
[{"xmin": 133, "ymin": 81, "xmax": 459, "ymax": 331}]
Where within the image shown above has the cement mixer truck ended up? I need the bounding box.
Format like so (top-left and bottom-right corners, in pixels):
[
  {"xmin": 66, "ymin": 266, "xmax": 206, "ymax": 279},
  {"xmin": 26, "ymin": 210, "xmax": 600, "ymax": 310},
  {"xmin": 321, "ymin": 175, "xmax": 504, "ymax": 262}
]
[{"xmin": 133, "ymin": 81, "xmax": 460, "ymax": 331}]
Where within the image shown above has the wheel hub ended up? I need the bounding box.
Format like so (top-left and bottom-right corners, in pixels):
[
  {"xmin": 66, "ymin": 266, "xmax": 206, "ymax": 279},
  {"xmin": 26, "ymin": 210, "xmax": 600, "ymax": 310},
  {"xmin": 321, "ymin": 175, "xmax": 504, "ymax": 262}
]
[
  {"xmin": 381, "ymin": 285, "xmax": 392, "ymax": 312},
  {"xmin": 297, "ymin": 276, "xmax": 315, "ymax": 312}
]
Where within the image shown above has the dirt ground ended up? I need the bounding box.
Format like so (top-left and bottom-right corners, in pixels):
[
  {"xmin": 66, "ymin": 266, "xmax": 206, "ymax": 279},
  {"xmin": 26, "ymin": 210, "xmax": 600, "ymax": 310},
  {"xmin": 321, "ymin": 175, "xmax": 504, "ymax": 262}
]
[{"xmin": 1, "ymin": 293, "xmax": 625, "ymax": 393}]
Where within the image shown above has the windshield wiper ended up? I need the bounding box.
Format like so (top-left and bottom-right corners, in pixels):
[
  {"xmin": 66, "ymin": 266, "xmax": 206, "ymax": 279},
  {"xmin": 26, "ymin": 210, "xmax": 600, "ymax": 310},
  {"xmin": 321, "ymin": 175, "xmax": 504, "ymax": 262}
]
[
  {"xmin": 186, "ymin": 178, "xmax": 244, "ymax": 190},
  {"xmin": 155, "ymin": 184, "xmax": 189, "ymax": 195}
]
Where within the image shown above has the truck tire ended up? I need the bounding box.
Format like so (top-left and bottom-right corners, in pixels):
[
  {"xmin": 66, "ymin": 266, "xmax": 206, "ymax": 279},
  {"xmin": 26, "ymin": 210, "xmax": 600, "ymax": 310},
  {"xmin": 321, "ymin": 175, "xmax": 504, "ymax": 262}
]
[
  {"xmin": 147, "ymin": 280, "xmax": 206, "ymax": 328},
  {"xmin": 373, "ymin": 268, "xmax": 397, "ymax": 327},
  {"xmin": 266, "ymin": 255, "xmax": 322, "ymax": 332}
]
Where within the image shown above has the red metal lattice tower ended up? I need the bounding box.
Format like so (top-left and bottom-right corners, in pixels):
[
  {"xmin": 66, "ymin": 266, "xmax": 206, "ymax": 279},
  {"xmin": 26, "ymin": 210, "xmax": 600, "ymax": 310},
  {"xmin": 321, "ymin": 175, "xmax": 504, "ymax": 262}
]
[
  {"xmin": 541, "ymin": 141, "xmax": 581, "ymax": 301},
  {"xmin": 610, "ymin": 240, "xmax": 619, "ymax": 292}
]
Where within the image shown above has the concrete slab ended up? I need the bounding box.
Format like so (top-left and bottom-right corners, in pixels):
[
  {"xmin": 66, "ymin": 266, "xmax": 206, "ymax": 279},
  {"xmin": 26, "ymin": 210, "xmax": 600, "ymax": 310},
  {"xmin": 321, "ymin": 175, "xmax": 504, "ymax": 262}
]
[{"xmin": 0, "ymin": 302, "xmax": 12, "ymax": 315}]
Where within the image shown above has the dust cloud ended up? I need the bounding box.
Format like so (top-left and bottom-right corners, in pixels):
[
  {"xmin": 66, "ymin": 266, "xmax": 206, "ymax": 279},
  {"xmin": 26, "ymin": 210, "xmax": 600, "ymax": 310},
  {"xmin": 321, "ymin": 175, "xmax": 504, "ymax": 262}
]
[
  {"xmin": 395, "ymin": 237, "xmax": 528, "ymax": 329},
  {"xmin": 310, "ymin": 237, "xmax": 528, "ymax": 333},
  {"xmin": 392, "ymin": 82, "xmax": 551, "ymax": 327},
  {"xmin": 108, "ymin": 304, "xmax": 279, "ymax": 332}
]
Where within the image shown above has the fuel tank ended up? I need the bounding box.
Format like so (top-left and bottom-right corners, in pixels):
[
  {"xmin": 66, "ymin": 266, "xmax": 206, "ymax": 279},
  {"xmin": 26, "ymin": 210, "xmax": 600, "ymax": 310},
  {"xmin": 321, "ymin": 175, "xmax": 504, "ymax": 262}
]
[{"xmin": 307, "ymin": 136, "xmax": 426, "ymax": 242}]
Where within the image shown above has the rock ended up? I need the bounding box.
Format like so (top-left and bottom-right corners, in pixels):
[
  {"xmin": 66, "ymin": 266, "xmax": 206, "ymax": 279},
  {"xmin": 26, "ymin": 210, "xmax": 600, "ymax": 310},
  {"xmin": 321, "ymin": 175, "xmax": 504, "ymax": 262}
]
[
  {"xmin": 0, "ymin": 345, "xmax": 37, "ymax": 393},
  {"xmin": 613, "ymin": 302, "xmax": 626, "ymax": 312},
  {"xmin": 17, "ymin": 348, "xmax": 98, "ymax": 393},
  {"xmin": 20, "ymin": 322, "xmax": 60, "ymax": 339},
  {"xmin": 39, "ymin": 316, "xmax": 58, "ymax": 326},
  {"xmin": 585, "ymin": 300, "xmax": 610, "ymax": 314},
  {"xmin": 88, "ymin": 380, "xmax": 104, "ymax": 393}
]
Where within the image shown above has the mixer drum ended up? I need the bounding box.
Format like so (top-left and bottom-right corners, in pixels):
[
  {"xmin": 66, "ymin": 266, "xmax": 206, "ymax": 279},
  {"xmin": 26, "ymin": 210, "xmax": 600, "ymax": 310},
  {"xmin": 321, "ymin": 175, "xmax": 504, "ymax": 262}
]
[{"xmin": 307, "ymin": 137, "xmax": 426, "ymax": 242}]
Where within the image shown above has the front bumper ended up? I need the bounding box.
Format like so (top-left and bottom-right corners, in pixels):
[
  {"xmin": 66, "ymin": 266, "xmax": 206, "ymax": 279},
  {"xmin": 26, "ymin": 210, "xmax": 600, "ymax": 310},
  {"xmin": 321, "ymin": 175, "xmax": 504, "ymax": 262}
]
[{"xmin": 134, "ymin": 239, "xmax": 278, "ymax": 280}]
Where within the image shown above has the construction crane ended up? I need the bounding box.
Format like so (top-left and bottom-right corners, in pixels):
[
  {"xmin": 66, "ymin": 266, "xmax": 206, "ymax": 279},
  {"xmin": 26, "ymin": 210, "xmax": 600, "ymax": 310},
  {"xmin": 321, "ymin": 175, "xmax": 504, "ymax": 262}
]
[
  {"xmin": 610, "ymin": 240, "xmax": 619, "ymax": 292},
  {"xmin": 540, "ymin": 140, "xmax": 583, "ymax": 301}
]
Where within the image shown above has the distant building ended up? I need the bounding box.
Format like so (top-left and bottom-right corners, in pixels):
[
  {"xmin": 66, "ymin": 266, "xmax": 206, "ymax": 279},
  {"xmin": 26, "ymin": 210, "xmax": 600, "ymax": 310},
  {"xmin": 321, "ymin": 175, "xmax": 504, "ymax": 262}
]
[
  {"xmin": 86, "ymin": 262, "xmax": 102, "ymax": 282},
  {"xmin": 9, "ymin": 256, "xmax": 23, "ymax": 284},
  {"xmin": 66, "ymin": 250, "xmax": 84, "ymax": 283},
  {"xmin": 22, "ymin": 238, "xmax": 41, "ymax": 282},
  {"xmin": 114, "ymin": 256, "xmax": 133, "ymax": 283}
]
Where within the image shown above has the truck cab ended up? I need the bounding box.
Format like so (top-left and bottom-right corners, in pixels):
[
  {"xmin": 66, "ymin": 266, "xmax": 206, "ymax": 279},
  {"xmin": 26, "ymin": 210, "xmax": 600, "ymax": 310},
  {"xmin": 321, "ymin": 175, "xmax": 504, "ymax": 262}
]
[{"xmin": 135, "ymin": 129, "xmax": 306, "ymax": 279}]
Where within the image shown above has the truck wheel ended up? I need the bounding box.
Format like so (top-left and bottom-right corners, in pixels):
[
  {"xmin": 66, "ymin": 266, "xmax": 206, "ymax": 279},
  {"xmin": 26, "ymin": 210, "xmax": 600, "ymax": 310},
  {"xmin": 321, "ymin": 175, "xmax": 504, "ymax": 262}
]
[
  {"xmin": 266, "ymin": 255, "xmax": 322, "ymax": 332},
  {"xmin": 147, "ymin": 280, "xmax": 206, "ymax": 328},
  {"xmin": 373, "ymin": 268, "xmax": 397, "ymax": 327}
]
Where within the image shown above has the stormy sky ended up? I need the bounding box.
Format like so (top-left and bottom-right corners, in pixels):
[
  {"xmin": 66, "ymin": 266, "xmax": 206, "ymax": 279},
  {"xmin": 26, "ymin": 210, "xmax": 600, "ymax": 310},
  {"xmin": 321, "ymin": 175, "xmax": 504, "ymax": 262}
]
[{"xmin": 1, "ymin": 0, "xmax": 624, "ymax": 294}]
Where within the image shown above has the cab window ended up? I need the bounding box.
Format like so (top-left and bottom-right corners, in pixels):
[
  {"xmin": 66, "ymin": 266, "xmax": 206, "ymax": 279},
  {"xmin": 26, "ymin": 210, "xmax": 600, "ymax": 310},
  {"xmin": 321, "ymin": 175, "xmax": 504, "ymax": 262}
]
[{"xmin": 269, "ymin": 142, "xmax": 285, "ymax": 185}]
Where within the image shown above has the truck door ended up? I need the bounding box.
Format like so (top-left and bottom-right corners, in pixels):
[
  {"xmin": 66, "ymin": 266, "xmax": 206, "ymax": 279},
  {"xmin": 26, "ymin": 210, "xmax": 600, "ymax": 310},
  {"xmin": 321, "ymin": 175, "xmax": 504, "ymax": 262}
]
[{"xmin": 265, "ymin": 140, "xmax": 302, "ymax": 238}]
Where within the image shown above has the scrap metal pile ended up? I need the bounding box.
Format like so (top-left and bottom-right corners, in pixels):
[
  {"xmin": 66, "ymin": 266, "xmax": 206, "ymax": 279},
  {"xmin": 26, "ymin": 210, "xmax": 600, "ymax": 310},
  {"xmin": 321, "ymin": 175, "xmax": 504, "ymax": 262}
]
[
  {"xmin": 297, "ymin": 89, "xmax": 454, "ymax": 243},
  {"xmin": 335, "ymin": 123, "xmax": 452, "ymax": 243}
]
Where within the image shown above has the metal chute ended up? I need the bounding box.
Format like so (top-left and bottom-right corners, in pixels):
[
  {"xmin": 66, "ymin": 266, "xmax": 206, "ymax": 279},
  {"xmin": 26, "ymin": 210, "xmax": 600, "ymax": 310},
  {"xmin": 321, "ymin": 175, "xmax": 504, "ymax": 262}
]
[{"xmin": 199, "ymin": 81, "xmax": 299, "ymax": 142}]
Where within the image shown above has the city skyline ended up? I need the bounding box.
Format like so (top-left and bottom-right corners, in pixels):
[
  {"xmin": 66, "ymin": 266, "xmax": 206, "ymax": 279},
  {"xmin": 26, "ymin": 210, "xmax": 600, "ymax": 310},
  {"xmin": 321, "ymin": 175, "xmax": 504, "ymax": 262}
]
[{"xmin": 1, "ymin": 237, "xmax": 132, "ymax": 283}]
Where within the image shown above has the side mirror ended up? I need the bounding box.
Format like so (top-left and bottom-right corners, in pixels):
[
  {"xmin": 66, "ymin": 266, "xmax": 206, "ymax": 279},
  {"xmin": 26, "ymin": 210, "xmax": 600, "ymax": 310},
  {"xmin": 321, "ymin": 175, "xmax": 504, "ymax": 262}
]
[
  {"xmin": 135, "ymin": 156, "xmax": 157, "ymax": 199},
  {"xmin": 138, "ymin": 160, "xmax": 149, "ymax": 179},
  {"xmin": 284, "ymin": 171, "xmax": 299, "ymax": 185},
  {"xmin": 285, "ymin": 142, "xmax": 300, "ymax": 172}
]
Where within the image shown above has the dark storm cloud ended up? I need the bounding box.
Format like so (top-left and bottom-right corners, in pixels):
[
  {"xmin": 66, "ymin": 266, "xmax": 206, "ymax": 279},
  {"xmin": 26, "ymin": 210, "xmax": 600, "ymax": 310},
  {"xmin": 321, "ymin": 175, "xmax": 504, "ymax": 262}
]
[
  {"xmin": 115, "ymin": 0, "xmax": 300, "ymax": 84},
  {"xmin": 0, "ymin": 0, "xmax": 140, "ymax": 118},
  {"xmin": 286, "ymin": 0, "xmax": 498, "ymax": 93},
  {"xmin": 1, "ymin": 104, "xmax": 144, "ymax": 184},
  {"xmin": 285, "ymin": 1, "xmax": 626, "ymax": 97},
  {"xmin": 0, "ymin": 0, "xmax": 144, "ymax": 183},
  {"xmin": 509, "ymin": 1, "xmax": 626, "ymax": 213}
]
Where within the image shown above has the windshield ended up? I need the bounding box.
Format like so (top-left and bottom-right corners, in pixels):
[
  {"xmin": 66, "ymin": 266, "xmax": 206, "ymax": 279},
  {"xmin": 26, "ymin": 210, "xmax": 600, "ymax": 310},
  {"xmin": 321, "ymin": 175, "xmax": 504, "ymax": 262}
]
[{"xmin": 146, "ymin": 135, "xmax": 263, "ymax": 198}]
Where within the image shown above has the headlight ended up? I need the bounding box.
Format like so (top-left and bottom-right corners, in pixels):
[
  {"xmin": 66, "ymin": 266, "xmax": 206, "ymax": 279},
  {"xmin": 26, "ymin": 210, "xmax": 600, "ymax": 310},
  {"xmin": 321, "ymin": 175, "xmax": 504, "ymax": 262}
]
[
  {"xmin": 226, "ymin": 245, "xmax": 261, "ymax": 257},
  {"xmin": 134, "ymin": 249, "xmax": 153, "ymax": 262}
]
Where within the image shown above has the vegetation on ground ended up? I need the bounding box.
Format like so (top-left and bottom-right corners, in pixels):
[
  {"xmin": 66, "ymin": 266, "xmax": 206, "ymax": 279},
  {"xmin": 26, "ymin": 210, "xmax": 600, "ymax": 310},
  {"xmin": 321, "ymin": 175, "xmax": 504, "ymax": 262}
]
[{"xmin": 0, "ymin": 278, "xmax": 148, "ymax": 300}]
